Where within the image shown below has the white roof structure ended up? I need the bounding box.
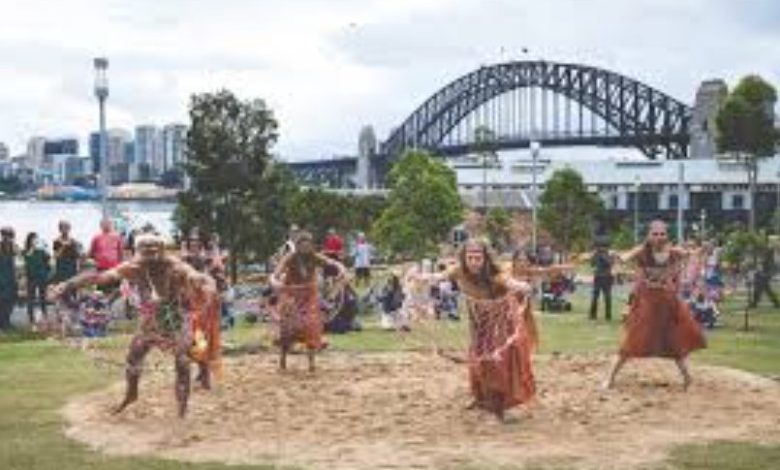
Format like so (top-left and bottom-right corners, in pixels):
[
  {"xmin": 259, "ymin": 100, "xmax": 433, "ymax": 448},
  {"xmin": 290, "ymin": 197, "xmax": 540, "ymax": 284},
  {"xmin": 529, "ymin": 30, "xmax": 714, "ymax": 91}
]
[{"xmin": 451, "ymin": 153, "xmax": 780, "ymax": 188}]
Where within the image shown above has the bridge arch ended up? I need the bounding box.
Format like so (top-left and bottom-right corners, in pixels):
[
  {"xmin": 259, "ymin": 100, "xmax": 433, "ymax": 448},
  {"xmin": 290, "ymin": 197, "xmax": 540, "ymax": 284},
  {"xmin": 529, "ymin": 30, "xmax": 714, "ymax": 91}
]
[{"xmin": 381, "ymin": 60, "xmax": 692, "ymax": 160}]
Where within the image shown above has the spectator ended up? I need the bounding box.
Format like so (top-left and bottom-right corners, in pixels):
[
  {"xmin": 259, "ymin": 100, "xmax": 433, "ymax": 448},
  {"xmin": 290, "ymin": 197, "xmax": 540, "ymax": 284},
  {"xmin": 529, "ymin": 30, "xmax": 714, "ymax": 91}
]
[
  {"xmin": 589, "ymin": 240, "xmax": 615, "ymax": 321},
  {"xmin": 0, "ymin": 227, "xmax": 18, "ymax": 330},
  {"xmin": 379, "ymin": 272, "xmax": 406, "ymax": 331},
  {"xmin": 323, "ymin": 228, "xmax": 344, "ymax": 278},
  {"xmin": 89, "ymin": 218, "xmax": 124, "ymax": 272},
  {"xmin": 689, "ymin": 290, "xmax": 718, "ymax": 329},
  {"xmin": 52, "ymin": 220, "xmax": 81, "ymax": 283},
  {"xmin": 750, "ymin": 245, "xmax": 779, "ymax": 308},
  {"xmin": 323, "ymin": 227, "xmax": 344, "ymax": 259},
  {"xmin": 352, "ymin": 232, "xmax": 372, "ymax": 287},
  {"xmin": 23, "ymin": 232, "xmax": 50, "ymax": 327}
]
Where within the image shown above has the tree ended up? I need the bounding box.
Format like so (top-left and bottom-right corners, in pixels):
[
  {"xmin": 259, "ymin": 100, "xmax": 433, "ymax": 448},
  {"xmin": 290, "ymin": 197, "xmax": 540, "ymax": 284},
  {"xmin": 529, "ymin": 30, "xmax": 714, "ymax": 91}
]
[
  {"xmin": 716, "ymin": 75, "xmax": 779, "ymax": 232},
  {"xmin": 175, "ymin": 89, "xmax": 288, "ymax": 281},
  {"xmin": 371, "ymin": 150, "xmax": 463, "ymax": 259},
  {"xmin": 539, "ymin": 168, "xmax": 603, "ymax": 254},
  {"xmin": 485, "ymin": 207, "xmax": 512, "ymax": 251}
]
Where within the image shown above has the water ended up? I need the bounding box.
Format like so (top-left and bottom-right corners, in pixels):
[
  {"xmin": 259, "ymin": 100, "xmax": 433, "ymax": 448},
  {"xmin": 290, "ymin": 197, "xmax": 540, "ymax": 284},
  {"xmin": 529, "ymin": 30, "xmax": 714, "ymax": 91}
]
[{"xmin": 0, "ymin": 201, "xmax": 176, "ymax": 247}]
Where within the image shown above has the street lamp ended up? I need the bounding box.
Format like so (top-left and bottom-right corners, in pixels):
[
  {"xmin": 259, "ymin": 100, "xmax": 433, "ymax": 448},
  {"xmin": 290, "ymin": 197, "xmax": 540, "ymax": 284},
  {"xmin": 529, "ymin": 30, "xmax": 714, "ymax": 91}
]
[
  {"xmin": 93, "ymin": 57, "xmax": 109, "ymax": 217},
  {"xmin": 530, "ymin": 141, "xmax": 541, "ymax": 253},
  {"xmin": 633, "ymin": 175, "xmax": 640, "ymax": 244},
  {"xmin": 700, "ymin": 209, "xmax": 707, "ymax": 240},
  {"xmin": 775, "ymin": 170, "xmax": 780, "ymax": 235}
]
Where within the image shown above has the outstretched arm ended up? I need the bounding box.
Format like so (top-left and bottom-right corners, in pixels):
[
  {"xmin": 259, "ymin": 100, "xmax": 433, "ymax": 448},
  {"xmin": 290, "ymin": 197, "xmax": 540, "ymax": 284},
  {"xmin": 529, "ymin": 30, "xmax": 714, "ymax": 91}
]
[
  {"xmin": 503, "ymin": 275, "xmax": 532, "ymax": 295},
  {"xmin": 270, "ymin": 253, "xmax": 291, "ymax": 288},
  {"xmin": 316, "ymin": 252, "xmax": 348, "ymax": 281},
  {"xmin": 52, "ymin": 262, "xmax": 131, "ymax": 297},
  {"xmin": 618, "ymin": 244, "xmax": 645, "ymax": 264}
]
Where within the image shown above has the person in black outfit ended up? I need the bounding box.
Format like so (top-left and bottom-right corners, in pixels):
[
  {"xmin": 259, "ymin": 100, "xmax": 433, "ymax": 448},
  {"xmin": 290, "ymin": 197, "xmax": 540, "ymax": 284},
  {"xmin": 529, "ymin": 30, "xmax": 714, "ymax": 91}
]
[
  {"xmin": 589, "ymin": 241, "xmax": 615, "ymax": 321},
  {"xmin": 750, "ymin": 245, "xmax": 779, "ymax": 308}
]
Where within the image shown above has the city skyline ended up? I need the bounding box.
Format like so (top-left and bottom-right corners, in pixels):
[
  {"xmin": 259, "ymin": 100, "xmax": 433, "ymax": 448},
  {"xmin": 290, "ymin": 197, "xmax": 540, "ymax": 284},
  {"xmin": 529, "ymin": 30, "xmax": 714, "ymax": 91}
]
[{"xmin": 0, "ymin": 0, "xmax": 778, "ymax": 160}]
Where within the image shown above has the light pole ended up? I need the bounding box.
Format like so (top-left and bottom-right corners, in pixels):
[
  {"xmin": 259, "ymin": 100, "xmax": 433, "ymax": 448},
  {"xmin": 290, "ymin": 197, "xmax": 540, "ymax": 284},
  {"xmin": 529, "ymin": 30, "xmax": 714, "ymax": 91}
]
[
  {"xmin": 677, "ymin": 162, "xmax": 685, "ymax": 243},
  {"xmin": 700, "ymin": 209, "xmax": 707, "ymax": 240},
  {"xmin": 530, "ymin": 141, "xmax": 540, "ymax": 253},
  {"xmin": 93, "ymin": 57, "xmax": 109, "ymax": 217},
  {"xmin": 633, "ymin": 175, "xmax": 640, "ymax": 244},
  {"xmin": 775, "ymin": 171, "xmax": 780, "ymax": 235}
]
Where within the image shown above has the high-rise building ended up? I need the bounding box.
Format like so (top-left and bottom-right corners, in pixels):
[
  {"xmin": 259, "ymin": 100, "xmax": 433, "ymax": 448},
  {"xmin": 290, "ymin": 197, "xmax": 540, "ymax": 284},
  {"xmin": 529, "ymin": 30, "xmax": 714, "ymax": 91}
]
[
  {"xmin": 89, "ymin": 132, "xmax": 100, "ymax": 174},
  {"xmin": 104, "ymin": 129, "xmax": 131, "ymax": 185},
  {"xmin": 0, "ymin": 142, "xmax": 9, "ymax": 161},
  {"xmin": 135, "ymin": 125, "xmax": 163, "ymax": 178},
  {"xmin": 27, "ymin": 136, "xmax": 46, "ymax": 168},
  {"xmin": 162, "ymin": 123, "xmax": 187, "ymax": 172},
  {"xmin": 43, "ymin": 138, "xmax": 79, "ymax": 157},
  {"xmin": 107, "ymin": 129, "xmax": 131, "ymax": 167}
]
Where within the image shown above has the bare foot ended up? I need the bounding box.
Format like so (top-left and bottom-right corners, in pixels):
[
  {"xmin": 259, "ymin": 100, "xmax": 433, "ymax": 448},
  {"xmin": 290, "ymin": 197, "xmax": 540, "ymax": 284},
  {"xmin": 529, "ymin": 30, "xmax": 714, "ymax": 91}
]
[{"xmin": 464, "ymin": 399, "xmax": 480, "ymax": 410}]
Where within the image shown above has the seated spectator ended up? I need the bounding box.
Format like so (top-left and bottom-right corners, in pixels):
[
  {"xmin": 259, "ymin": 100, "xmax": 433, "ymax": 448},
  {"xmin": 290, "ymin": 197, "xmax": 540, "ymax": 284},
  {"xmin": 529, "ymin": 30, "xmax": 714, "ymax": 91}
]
[
  {"xmin": 689, "ymin": 291, "xmax": 718, "ymax": 329},
  {"xmin": 378, "ymin": 273, "xmax": 407, "ymax": 331}
]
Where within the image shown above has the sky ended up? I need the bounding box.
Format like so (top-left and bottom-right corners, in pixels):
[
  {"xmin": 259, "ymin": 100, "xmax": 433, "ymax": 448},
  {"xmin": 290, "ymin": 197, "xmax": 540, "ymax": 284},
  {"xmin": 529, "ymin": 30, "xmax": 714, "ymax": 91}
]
[{"xmin": 0, "ymin": 0, "xmax": 778, "ymax": 161}]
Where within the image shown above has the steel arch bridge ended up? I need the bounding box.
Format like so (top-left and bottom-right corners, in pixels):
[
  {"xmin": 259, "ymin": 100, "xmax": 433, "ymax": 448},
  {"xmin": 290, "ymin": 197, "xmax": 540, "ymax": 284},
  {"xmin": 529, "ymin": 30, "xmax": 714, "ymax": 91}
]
[
  {"xmin": 382, "ymin": 60, "xmax": 691, "ymax": 160},
  {"xmin": 287, "ymin": 60, "xmax": 694, "ymax": 186}
]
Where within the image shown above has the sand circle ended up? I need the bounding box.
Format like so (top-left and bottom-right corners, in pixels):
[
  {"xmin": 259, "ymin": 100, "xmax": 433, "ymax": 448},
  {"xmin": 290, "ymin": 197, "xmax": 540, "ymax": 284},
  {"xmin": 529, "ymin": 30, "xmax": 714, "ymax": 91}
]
[{"xmin": 64, "ymin": 351, "xmax": 780, "ymax": 470}]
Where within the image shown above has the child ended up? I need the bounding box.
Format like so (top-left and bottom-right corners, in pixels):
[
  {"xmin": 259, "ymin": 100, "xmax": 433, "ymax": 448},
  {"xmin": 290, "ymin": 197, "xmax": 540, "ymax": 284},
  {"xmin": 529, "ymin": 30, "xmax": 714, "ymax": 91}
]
[
  {"xmin": 379, "ymin": 273, "xmax": 406, "ymax": 331},
  {"xmin": 689, "ymin": 290, "xmax": 718, "ymax": 329}
]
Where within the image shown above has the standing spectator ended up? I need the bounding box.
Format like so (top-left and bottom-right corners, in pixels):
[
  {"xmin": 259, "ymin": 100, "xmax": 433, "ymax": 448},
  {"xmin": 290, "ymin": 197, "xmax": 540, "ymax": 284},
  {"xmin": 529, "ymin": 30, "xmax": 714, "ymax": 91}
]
[
  {"xmin": 589, "ymin": 241, "xmax": 615, "ymax": 321},
  {"xmin": 750, "ymin": 244, "xmax": 779, "ymax": 308},
  {"xmin": 52, "ymin": 220, "xmax": 81, "ymax": 283},
  {"xmin": 322, "ymin": 228, "xmax": 344, "ymax": 278},
  {"xmin": 23, "ymin": 232, "xmax": 50, "ymax": 326},
  {"xmin": 352, "ymin": 232, "xmax": 372, "ymax": 287},
  {"xmin": 0, "ymin": 227, "xmax": 18, "ymax": 330},
  {"xmin": 323, "ymin": 227, "xmax": 344, "ymax": 259},
  {"xmin": 89, "ymin": 218, "xmax": 124, "ymax": 272}
]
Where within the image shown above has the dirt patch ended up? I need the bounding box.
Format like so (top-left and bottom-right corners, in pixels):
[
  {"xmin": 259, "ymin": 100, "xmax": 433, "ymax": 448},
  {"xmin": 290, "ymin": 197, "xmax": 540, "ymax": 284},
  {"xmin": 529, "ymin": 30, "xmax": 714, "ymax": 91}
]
[{"xmin": 63, "ymin": 352, "xmax": 780, "ymax": 470}]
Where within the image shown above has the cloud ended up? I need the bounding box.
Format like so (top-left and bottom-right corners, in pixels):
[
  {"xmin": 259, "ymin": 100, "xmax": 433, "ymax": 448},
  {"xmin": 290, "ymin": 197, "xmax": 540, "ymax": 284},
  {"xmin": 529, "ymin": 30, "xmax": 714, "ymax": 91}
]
[{"xmin": 0, "ymin": 0, "xmax": 777, "ymax": 160}]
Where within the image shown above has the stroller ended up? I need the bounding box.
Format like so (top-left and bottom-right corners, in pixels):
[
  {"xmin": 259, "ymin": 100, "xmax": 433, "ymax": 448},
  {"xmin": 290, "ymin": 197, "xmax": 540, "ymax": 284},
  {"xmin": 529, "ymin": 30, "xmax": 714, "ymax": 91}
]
[
  {"xmin": 80, "ymin": 291, "xmax": 111, "ymax": 337},
  {"xmin": 541, "ymin": 273, "xmax": 574, "ymax": 312},
  {"xmin": 432, "ymin": 279, "xmax": 460, "ymax": 320}
]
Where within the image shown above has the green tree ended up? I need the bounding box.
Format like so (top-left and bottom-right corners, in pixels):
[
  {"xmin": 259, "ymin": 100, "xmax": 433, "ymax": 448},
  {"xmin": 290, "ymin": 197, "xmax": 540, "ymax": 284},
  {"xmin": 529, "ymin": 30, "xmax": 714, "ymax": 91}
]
[
  {"xmin": 716, "ymin": 75, "xmax": 779, "ymax": 232},
  {"xmin": 485, "ymin": 207, "xmax": 512, "ymax": 251},
  {"xmin": 539, "ymin": 168, "xmax": 603, "ymax": 254},
  {"xmin": 371, "ymin": 150, "xmax": 463, "ymax": 258},
  {"xmin": 175, "ymin": 89, "xmax": 290, "ymax": 281}
]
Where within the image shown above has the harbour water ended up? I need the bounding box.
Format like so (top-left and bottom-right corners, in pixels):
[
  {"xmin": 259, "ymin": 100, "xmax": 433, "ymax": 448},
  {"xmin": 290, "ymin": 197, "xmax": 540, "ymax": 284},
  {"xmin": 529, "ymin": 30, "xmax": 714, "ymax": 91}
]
[{"xmin": 0, "ymin": 201, "xmax": 176, "ymax": 247}]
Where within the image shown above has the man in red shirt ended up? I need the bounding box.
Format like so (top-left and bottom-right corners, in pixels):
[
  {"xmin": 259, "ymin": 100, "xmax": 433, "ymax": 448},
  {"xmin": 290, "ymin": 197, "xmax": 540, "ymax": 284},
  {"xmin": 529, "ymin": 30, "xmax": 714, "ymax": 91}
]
[
  {"xmin": 322, "ymin": 228, "xmax": 343, "ymax": 259},
  {"xmin": 89, "ymin": 218, "xmax": 124, "ymax": 272},
  {"xmin": 322, "ymin": 228, "xmax": 344, "ymax": 278}
]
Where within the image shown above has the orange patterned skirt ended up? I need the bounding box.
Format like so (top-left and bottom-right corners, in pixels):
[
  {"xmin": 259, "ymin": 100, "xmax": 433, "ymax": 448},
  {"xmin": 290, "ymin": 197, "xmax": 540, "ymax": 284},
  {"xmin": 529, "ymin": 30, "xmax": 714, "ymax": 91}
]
[
  {"xmin": 620, "ymin": 285, "xmax": 706, "ymax": 359},
  {"xmin": 466, "ymin": 294, "xmax": 536, "ymax": 411},
  {"xmin": 275, "ymin": 283, "xmax": 323, "ymax": 350}
]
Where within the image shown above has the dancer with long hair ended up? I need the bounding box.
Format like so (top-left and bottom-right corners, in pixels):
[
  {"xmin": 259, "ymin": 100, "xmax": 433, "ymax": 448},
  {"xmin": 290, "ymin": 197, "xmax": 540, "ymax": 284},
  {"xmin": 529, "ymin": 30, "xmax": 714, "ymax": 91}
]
[
  {"xmin": 602, "ymin": 220, "xmax": 706, "ymax": 390},
  {"xmin": 426, "ymin": 238, "xmax": 534, "ymax": 421},
  {"xmin": 270, "ymin": 231, "xmax": 347, "ymax": 372}
]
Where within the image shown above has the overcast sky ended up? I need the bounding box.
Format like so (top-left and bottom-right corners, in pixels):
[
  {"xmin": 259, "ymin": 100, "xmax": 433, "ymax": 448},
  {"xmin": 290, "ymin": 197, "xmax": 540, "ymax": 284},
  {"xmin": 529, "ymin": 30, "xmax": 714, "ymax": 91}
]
[{"xmin": 0, "ymin": 0, "xmax": 778, "ymax": 160}]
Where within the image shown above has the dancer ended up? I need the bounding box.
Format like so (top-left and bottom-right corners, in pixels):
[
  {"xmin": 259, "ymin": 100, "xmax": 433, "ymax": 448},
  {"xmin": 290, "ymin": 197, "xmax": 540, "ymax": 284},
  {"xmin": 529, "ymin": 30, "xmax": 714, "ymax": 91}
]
[
  {"xmin": 426, "ymin": 239, "xmax": 534, "ymax": 421},
  {"xmin": 270, "ymin": 231, "xmax": 347, "ymax": 372},
  {"xmin": 52, "ymin": 233, "xmax": 220, "ymax": 418},
  {"xmin": 602, "ymin": 220, "xmax": 706, "ymax": 390}
]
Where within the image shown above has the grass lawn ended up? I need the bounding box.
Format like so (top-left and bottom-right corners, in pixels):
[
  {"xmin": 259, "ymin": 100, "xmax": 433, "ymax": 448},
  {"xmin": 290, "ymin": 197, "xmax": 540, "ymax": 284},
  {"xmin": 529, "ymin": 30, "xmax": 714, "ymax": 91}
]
[{"xmin": 0, "ymin": 283, "xmax": 779, "ymax": 470}]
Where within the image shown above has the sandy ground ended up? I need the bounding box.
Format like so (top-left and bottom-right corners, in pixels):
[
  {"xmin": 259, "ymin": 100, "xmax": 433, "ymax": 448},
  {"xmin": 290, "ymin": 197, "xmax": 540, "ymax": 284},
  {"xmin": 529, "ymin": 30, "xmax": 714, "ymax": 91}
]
[{"xmin": 63, "ymin": 351, "xmax": 780, "ymax": 470}]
